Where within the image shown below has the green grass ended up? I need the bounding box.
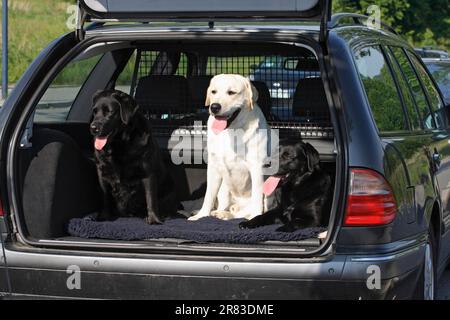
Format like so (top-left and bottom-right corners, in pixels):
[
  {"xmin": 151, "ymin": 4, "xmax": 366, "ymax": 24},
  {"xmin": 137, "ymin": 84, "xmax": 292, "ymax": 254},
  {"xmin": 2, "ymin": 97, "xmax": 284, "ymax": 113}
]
[{"xmin": 0, "ymin": 0, "xmax": 76, "ymax": 84}]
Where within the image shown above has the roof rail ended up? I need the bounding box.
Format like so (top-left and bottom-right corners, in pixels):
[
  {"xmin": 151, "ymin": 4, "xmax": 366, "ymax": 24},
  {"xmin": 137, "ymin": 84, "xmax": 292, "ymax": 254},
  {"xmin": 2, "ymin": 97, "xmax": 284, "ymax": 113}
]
[{"xmin": 329, "ymin": 13, "xmax": 398, "ymax": 35}]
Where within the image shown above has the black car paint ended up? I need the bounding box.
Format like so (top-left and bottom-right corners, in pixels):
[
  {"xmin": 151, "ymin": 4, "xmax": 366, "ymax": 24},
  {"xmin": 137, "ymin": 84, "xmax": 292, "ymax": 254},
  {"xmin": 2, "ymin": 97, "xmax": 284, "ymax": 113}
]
[
  {"xmin": 0, "ymin": 22, "xmax": 449, "ymax": 299},
  {"xmin": 331, "ymin": 27, "xmax": 450, "ymax": 272}
]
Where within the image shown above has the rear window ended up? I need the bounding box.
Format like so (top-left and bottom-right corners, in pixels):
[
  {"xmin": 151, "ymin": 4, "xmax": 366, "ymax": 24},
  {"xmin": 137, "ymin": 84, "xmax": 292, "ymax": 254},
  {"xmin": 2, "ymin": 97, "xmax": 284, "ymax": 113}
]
[
  {"xmin": 115, "ymin": 47, "xmax": 333, "ymax": 140},
  {"xmin": 354, "ymin": 45, "xmax": 407, "ymax": 132}
]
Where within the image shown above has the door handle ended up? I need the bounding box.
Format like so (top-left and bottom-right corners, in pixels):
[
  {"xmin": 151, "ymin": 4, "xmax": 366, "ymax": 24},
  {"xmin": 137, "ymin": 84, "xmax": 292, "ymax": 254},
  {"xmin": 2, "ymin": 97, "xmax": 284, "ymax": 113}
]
[
  {"xmin": 432, "ymin": 151, "xmax": 441, "ymax": 167},
  {"xmin": 433, "ymin": 152, "xmax": 440, "ymax": 161}
]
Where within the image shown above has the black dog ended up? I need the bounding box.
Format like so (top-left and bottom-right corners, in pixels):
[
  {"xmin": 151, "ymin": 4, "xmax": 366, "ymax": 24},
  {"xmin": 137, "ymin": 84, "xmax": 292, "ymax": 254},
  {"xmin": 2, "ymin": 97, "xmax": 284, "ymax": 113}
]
[
  {"xmin": 90, "ymin": 89, "xmax": 180, "ymax": 224},
  {"xmin": 239, "ymin": 140, "xmax": 331, "ymax": 232}
]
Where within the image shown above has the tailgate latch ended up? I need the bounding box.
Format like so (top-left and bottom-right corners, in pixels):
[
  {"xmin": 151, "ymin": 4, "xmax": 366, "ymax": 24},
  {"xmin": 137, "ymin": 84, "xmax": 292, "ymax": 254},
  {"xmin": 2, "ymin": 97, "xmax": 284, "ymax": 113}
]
[{"xmin": 76, "ymin": 1, "xmax": 87, "ymax": 41}]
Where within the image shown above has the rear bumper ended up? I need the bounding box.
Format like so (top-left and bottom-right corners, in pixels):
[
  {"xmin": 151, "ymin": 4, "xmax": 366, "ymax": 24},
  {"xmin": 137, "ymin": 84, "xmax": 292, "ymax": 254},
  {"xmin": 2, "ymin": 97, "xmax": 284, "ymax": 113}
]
[
  {"xmin": 328, "ymin": 243, "xmax": 425, "ymax": 299},
  {"xmin": 0, "ymin": 241, "xmax": 425, "ymax": 299}
]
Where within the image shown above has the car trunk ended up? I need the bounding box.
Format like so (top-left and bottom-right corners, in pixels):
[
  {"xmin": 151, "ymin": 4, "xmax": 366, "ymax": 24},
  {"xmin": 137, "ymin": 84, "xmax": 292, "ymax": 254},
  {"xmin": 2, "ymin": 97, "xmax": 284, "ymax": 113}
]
[
  {"xmin": 10, "ymin": 0, "xmax": 342, "ymax": 257},
  {"xmin": 11, "ymin": 36, "xmax": 341, "ymax": 255}
]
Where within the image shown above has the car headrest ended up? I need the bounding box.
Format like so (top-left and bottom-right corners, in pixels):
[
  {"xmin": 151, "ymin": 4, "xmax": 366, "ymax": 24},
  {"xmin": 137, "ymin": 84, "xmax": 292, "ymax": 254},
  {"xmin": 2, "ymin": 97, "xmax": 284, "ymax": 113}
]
[
  {"xmin": 134, "ymin": 75, "xmax": 190, "ymax": 114},
  {"xmin": 292, "ymin": 78, "xmax": 329, "ymax": 120},
  {"xmin": 187, "ymin": 75, "xmax": 213, "ymax": 110},
  {"xmin": 251, "ymin": 81, "xmax": 272, "ymax": 120},
  {"xmin": 295, "ymin": 58, "xmax": 320, "ymax": 72}
]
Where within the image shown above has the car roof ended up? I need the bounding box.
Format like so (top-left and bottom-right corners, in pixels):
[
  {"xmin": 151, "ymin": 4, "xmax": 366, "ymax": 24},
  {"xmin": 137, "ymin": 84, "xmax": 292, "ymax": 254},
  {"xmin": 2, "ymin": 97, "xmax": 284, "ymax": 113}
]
[{"xmin": 85, "ymin": 22, "xmax": 406, "ymax": 46}]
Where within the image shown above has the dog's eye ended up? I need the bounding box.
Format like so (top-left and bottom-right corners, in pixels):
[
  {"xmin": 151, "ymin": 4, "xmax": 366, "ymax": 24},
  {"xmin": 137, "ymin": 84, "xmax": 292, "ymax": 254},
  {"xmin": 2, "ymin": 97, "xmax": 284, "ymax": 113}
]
[
  {"xmin": 227, "ymin": 90, "xmax": 237, "ymax": 96},
  {"xmin": 93, "ymin": 107, "xmax": 98, "ymax": 114},
  {"xmin": 102, "ymin": 106, "xmax": 110, "ymax": 114},
  {"xmin": 281, "ymin": 151, "xmax": 290, "ymax": 159},
  {"xmin": 211, "ymin": 90, "xmax": 217, "ymax": 94}
]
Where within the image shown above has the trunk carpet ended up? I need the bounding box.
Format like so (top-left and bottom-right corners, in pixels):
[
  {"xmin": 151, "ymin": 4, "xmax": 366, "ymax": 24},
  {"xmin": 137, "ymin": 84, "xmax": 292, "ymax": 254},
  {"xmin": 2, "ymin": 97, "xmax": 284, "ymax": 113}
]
[{"xmin": 67, "ymin": 215, "xmax": 325, "ymax": 244}]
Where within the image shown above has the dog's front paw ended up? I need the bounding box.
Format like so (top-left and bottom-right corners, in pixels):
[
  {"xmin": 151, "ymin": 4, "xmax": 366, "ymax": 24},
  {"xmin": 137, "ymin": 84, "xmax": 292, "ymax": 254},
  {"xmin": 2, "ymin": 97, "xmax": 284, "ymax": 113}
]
[
  {"xmin": 144, "ymin": 213, "xmax": 161, "ymax": 225},
  {"xmin": 238, "ymin": 220, "xmax": 252, "ymax": 229},
  {"xmin": 239, "ymin": 216, "xmax": 264, "ymax": 229},
  {"xmin": 188, "ymin": 211, "xmax": 209, "ymax": 221},
  {"xmin": 211, "ymin": 210, "xmax": 233, "ymax": 220},
  {"xmin": 234, "ymin": 206, "xmax": 262, "ymax": 220}
]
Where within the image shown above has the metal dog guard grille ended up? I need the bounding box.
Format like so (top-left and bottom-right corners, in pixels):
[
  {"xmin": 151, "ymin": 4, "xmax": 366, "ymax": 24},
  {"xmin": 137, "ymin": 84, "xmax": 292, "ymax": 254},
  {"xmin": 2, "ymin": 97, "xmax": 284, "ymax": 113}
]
[{"xmin": 130, "ymin": 50, "xmax": 334, "ymax": 139}]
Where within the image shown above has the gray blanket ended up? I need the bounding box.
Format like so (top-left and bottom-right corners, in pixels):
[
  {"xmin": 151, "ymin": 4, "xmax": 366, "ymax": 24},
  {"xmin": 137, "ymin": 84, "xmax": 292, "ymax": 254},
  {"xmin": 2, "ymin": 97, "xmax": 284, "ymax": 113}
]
[{"xmin": 67, "ymin": 215, "xmax": 325, "ymax": 244}]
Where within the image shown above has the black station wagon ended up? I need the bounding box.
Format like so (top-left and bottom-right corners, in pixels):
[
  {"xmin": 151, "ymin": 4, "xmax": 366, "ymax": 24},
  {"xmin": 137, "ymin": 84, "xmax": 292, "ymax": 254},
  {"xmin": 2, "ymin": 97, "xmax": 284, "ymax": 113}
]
[{"xmin": 0, "ymin": 0, "xmax": 449, "ymax": 300}]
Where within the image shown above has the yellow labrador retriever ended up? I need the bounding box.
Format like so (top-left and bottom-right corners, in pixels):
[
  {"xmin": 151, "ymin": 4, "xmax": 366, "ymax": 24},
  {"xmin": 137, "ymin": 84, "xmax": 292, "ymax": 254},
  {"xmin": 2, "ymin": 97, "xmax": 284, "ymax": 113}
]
[{"xmin": 189, "ymin": 74, "xmax": 269, "ymax": 221}]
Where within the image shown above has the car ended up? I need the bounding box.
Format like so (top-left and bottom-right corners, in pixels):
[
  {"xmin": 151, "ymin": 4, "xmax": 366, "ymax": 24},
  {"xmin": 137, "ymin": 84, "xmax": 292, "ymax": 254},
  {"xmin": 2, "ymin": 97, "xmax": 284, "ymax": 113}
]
[
  {"xmin": 0, "ymin": 0, "xmax": 450, "ymax": 300},
  {"xmin": 422, "ymin": 58, "xmax": 450, "ymax": 105},
  {"xmin": 248, "ymin": 56, "xmax": 320, "ymax": 117},
  {"xmin": 415, "ymin": 47, "xmax": 450, "ymax": 59}
]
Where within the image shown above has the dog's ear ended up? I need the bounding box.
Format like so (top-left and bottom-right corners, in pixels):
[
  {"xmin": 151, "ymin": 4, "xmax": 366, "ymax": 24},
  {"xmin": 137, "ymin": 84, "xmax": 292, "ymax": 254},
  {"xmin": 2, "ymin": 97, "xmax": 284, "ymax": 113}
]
[
  {"xmin": 244, "ymin": 78, "xmax": 258, "ymax": 109},
  {"xmin": 205, "ymin": 80, "xmax": 214, "ymax": 107},
  {"xmin": 113, "ymin": 91, "xmax": 137, "ymax": 125},
  {"xmin": 303, "ymin": 142, "xmax": 320, "ymax": 172},
  {"xmin": 205, "ymin": 86, "xmax": 211, "ymax": 107}
]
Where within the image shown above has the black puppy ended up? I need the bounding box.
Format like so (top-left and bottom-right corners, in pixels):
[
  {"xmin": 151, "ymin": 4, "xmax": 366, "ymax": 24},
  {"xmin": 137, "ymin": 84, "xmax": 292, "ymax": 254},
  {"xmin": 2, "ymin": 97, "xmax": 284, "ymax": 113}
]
[
  {"xmin": 90, "ymin": 89, "xmax": 180, "ymax": 224},
  {"xmin": 239, "ymin": 140, "xmax": 331, "ymax": 232}
]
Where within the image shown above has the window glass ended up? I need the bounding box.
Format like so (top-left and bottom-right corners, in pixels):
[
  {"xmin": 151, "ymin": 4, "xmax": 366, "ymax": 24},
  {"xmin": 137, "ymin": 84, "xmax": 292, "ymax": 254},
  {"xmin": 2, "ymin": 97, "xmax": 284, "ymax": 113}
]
[
  {"xmin": 284, "ymin": 58, "xmax": 298, "ymax": 70},
  {"xmin": 391, "ymin": 47, "xmax": 434, "ymax": 129},
  {"xmin": 34, "ymin": 54, "xmax": 102, "ymax": 123},
  {"xmin": 424, "ymin": 62, "xmax": 450, "ymax": 104},
  {"xmin": 354, "ymin": 46, "xmax": 407, "ymax": 132},
  {"xmin": 206, "ymin": 56, "xmax": 265, "ymax": 76},
  {"xmin": 408, "ymin": 51, "xmax": 446, "ymax": 128},
  {"xmin": 175, "ymin": 53, "xmax": 189, "ymax": 77},
  {"xmin": 116, "ymin": 50, "xmax": 136, "ymax": 95},
  {"xmin": 384, "ymin": 47, "xmax": 421, "ymax": 130}
]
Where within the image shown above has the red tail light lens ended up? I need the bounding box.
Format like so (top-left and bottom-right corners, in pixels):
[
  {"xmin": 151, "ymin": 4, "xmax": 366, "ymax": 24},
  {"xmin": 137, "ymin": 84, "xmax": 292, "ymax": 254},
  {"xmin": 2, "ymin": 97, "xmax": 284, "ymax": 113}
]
[
  {"xmin": 344, "ymin": 168, "xmax": 397, "ymax": 226},
  {"xmin": 0, "ymin": 198, "xmax": 3, "ymax": 216}
]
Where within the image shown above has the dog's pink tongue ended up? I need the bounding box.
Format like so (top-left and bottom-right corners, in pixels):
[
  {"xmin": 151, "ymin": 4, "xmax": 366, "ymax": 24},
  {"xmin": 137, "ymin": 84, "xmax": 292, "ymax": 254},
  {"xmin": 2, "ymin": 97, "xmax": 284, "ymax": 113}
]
[
  {"xmin": 263, "ymin": 176, "xmax": 282, "ymax": 196},
  {"xmin": 212, "ymin": 118, "xmax": 227, "ymax": 134},
  {"xmin": 94, "ymin": 137, "xmax": 108, "ymax": 151}
]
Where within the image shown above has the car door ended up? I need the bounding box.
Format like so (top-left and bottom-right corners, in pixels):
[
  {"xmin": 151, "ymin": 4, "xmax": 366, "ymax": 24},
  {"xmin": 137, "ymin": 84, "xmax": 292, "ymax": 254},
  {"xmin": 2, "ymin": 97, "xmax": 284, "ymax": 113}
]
[
  {"xmin": 0, "ymin": 216, "xmax": 11, "ymax": 296},
  {"xmin": 406, "ymin": 50, "xmax": 450, "ymax": 266},
  {"xmin": 383, "ymin": 45, "xmax": 450, "ymax": 262},
  {"xmin": 353, "ymin": 44, "xmax": 426, "ymax": 240}
]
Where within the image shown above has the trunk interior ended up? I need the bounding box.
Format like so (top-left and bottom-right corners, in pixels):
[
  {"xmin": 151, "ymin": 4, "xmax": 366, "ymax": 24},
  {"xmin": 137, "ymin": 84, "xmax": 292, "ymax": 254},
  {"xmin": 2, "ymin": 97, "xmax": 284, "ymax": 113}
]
[{"xmin": 13, "ymin": 38, "xmax": 339, "ymax": 253}]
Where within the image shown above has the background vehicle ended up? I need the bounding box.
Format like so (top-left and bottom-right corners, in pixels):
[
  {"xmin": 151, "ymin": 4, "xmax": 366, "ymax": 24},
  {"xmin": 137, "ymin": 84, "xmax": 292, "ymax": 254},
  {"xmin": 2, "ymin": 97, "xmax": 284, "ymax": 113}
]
[
  {"xmin": 0, "ymin": 0, "xmax": 450, "ymax": 299},
  {"xmin": 422, "ymin": 58, "xmax": 450, "ymax": 105},
  {"xmin": 248, "ymin": 56, "xmax": 320, "ymax": 119},
  {"xmin": 415, "ymin": 47, "xmax": 449, "ymax": 59}
]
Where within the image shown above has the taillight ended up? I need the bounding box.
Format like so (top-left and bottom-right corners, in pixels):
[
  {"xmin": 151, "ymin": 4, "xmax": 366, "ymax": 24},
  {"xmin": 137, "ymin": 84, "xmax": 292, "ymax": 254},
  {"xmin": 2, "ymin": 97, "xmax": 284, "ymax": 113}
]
[
  {"xmin": 344, "ymin": 168, "xmax": 397, "ymax": 226},
  {"xmin": 0, "ymin": 198, "xmax": 3, "ymax": 216}
]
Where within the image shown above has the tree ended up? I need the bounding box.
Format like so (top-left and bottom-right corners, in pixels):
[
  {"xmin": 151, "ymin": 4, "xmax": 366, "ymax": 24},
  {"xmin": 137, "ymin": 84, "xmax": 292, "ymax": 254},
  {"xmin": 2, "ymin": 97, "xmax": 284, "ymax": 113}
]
[{"xmin": 332, "ymin": 0, "xmax": 449, "ymax": 50}]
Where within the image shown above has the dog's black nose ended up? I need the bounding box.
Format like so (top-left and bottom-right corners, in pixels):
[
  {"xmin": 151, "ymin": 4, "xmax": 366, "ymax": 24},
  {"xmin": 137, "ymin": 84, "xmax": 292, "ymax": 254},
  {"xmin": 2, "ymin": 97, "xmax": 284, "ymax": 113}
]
[
  {"xmin": 210, "ymin": 103, "xmax": 221, "ymax": 115},
  {"xmin": 90, "ymin": 123, "xmax": 100, "ymax": 134}
]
